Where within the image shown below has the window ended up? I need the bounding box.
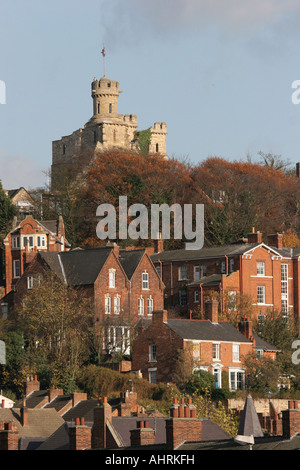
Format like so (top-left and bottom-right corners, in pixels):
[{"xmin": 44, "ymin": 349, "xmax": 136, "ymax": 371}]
[
  {"xmin": 147, "ymin": 297, "xmax": 153, "ymax": 315},
  {"xmin": 179, "ymin": 289, "xmax": 188, "ymax": 306},
  {"xmin": 97, "ymin": 103, "xmax": 100, "ymax": 114},
  {"xmin": 1, "ymin": 303, "xmax": 8, "ymax": 320},
  {"xmin": 257, "ymin": 261, "xmax": 265, "ymax": 276},
  {"xmin": 232, "ymin": 344, "xmax": 240, "ymax": 362},
  {"xmin": 148, "ymin": 369, "xmax": 157, "ymax": 384},
  {"xmin": 13, "ymin": 260, "xmax": 20, "ymax": 278},
  {"xmin": 27, "ymin": 276, "xmax": 33, "ymax": 289},
  {"xmin": 221, "ymin": 261, "xmax": 226, "ymax": 274},
  {"xmin": 179, "ymin": 265, "xmax": 188, "ymax": 280},
  {"xmin": 194, "ymin": 265, "xmax": 200, "ymax": 281},
  {"xmin": 212, "ymin": 343, "xmax": 220, "ymax": 360},
  {"xmin": 228, "ymin": 290, "xmax": 237, "ymax": 311},
  {"xmin": 155, "ymin": 265, "xmax": 161, "ymax": 277},
  {"xmin": 142, "ymin": 272, "xmax": 149, "ymax": 289},
  {"xmin": 105, "ymin": 296, "xmax": 111, "ymax": 314},
  {"xmin": 138, "ymin": 297, "xmax": 144, "ymax": 315},
  {"xmin": 192, "ymin": 342, "xmax": 200, "ymax": 360},
  {"xmin": 194, "ymin": 291, "xmax": 199, "ymax": 303},
  {"xmin": 156, "ymin": 143, "xmax": 159, "ymax": 152},
  {"xmin": 230, "ymin": 371, "xmax": 245, "ymax": 391},
  {"xmin": 12, "ymin": 236, "xmax": 20, "ymax": 249},
  {"xmin": 202, "ymin": 264, "xmax": 207, "ymax": 277},
  {"xmin": 230, "ymin": 258, "xmax": 234, "ymax": 273},
  {"xmin": 114, "ymin": 296, "xmax": 120, "ymax": 315},
  {"xmin": 149, "ymin": 344, "xmax": 157, "ymax": 362},
  {"xmin": 104, "ymin": 326, "xmax": 130, "ymax": 355},
  {"xmin": 256, "ymin": 349, "xmax": 264, "ymax": 360},
  {"xmin": 109, "ymin": 270, "xmax": 115, "ymax": 288},
  {"xmin": 257, "ymin": 286, "xmax": 265, "ymax": 304},
  {"xmin": 109, "ymin": 103, "xmax": 112, "ymax": 113}
]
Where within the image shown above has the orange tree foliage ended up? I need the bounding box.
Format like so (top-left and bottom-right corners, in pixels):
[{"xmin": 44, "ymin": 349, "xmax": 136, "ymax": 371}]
[{"xmin": 71, "ymin": 151, "xmax": 300, "ymax": 248}]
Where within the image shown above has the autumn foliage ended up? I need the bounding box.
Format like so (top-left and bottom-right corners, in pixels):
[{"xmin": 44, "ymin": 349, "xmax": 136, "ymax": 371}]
[{"xmin": 66, "ymin": 150, "xmax": 300, "ymax": 249}]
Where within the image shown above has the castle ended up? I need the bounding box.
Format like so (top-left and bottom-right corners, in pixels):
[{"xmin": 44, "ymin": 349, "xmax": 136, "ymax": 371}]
[{"xmin": 51, "ymin": 72, "xmax": 167, "ymax": 189}]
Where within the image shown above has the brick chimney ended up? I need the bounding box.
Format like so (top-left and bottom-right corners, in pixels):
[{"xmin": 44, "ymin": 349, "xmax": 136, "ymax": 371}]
[
  {"xmin": 72, "ymin": 391, "xmax": 87, "ymax": 407},
  {"xmin": 130, "ymin": 420, "xmax": 156, "ymax": 446},
  {"xmin": 296, "ymin": 162, "xmax": 300, "ymax": 177},
  {"xmin": 0, "ymin": 421, "xmax": 19, "ymax": 450},
  {"xmin": 267, "ymin": 233, "xmax": 283, "ymax": 249},
  {"xmin": 154, "ymin": 238, "xmax": 164, "ymax": 254},
  {"xmin": 25, "ymin": 374, "xmax": 40, "ymax": 396},
  {"xmin": 118, "ymin": 390, "xmax": 138, "ymax": 416},
  {"xmin": 69, "ymin": 417, "xmax": 91, "ymax": 450},
  {"xmin": 152, "ymin": 309, "xmax": 168, "ymax": 326},
  {"xmin": 204, "ymin": 299, "xmax": 218, "ymax": 323},
  {"xmin": 248, "ymin": 229, "xmax": 263, "ymax": 244},
  {"xmin": 48, "ymin": 388, "xmax": 64, "ymax": 402},
  {"xmin": 282, "ymin": 401, "xmax": 300, "ymax": 438},
  {"xmin": 238, "ymin": 316, "xmax": 253, "ymax": 340},
  {"xmin": 92, "ymin": 397, "xmax": 112, "ymax": 449},
  {"xmin": 166, "ymin": 397, "xmax": 201, "ymax": 450}
]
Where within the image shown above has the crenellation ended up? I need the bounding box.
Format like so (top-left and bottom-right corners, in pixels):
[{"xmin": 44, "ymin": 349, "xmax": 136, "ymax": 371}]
[{"xmin": 51, "ymin": 65, "xmax": 167, "ymax": 189}]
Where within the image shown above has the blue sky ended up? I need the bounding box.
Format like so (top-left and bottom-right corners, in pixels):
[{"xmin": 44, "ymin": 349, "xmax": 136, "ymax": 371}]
[{"xmin": 1, "ymin": 0, "xmax": 300, "ymax": 189}]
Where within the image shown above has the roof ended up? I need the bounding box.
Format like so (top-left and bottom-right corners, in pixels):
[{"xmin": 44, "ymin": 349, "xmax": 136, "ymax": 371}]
[
  {"xmin": 237, "ymin": 393, "xmax": 264, "ymax": 438},
  {"xmin": 119, "ymin": 249, "xmax": 145, "ymax": 279},
  {"xmin": 40, "ymin": 247, "xmax": 114, "ymax": 285},
  {"xmin": 150, "ymin": 242, "xmax": 293, "ymax": 263},
  {"xmin": 0, "ymin": 408, "xmax": 65, "ymax": 440},
  {"xmin": 165, "ymin": 319, "xmax": 253, "ymax": 343},
  {"xmin": 253, "ymin": 334, "xmax": 281, "ymax": 352},
  {"xmin": 150, "ymin": 243, "xmax": 261, "ymax": 262}
]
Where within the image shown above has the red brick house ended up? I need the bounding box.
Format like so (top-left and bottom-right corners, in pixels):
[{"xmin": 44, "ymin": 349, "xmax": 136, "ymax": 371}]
[
  {"xmin": 2, "ymin": 215, "xmax": 69, "ymax": 295},
  {"xmin": 151, "ymin": 230, "xmax": 300, "ymax": 323},
  {"xmin": 132, "ymin": 301, "xmax": 278, "ymax": 389},
  {"xmin": 4, "ymin": 244, "xmax": 164, "ymax": 355}
]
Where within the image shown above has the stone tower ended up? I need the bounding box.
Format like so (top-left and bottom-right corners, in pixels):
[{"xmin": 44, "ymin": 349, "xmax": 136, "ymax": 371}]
[{"xmin": 51, "ymin": 70, "xmax": 167, "ymax": 190}]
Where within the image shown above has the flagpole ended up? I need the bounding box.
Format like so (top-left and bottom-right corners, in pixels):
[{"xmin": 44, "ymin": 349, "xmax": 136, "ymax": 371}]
[{"xmin": 101, "ymin": 45, "xmax": 106, "ymax": 76}]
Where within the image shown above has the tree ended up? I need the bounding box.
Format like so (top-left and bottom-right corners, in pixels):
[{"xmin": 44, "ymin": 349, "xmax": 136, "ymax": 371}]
[
  {"xmin": 0, "ymin": 181, "xmax": 17, "ymax": 242},
  {"xmin": 16, "ymin": 272, "xmax": 94, "ymax": 391}
]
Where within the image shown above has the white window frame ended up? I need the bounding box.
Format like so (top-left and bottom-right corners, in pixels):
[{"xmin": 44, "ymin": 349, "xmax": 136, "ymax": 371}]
[
  {"xmin": 13, "ymin": 260, "xmax": 20, "ymax": 278},
  {"xmin": 105, "ymin": 295, "xmax": 111, "ymax": 314},
  {"xmin": 179, "ymin": 289, "xmax": 188, "ymax": 306},
  {"xmin": 114, "ymin": 296, "xmax": 120, "ymax": 315},
  {"xmin": 12, "ymin": 236, "xmax": 20, "ymax": 249},
  {"xmin": 232, "ymin": 344, "xmax": 240, "ymax": 362},
  {"xmin": 142, "ymin": 272, "xmax": 149, "ymax": 290},
  {"xmin": 256, "ymin": 261, "xmax": 265, "ymax": 276},
  {"xmin": 149, "ymin": 344, "xmax": 157, "ymax": 362},
  {"xmin": 221, "ymin": 261, "xmax": 226, "ymax": 274},
  {"xmin": 194, "ymin": 290, "xmax": 199, "ymax": 303},
  {"xmin": 27, "ymin": 276, "xmax": 33, "ymax": 289},
  {"xmin": 138, "ymin": 297, "xmax": 144, "ymax": 316},
  {"xmin": 179, "ymin": 265, "xmax": 188, "ymax": 280},
  {"xmin": 212, "ymin": 342, "xmax": 220, "ymax": 361},
  {"xmin": 148, "ymin": 368, "xmax": 157, "ymax": 384},
  {"xmin": 192, "ymin": 341, "xmax": 200, "ymax": 361},
  {"xmin": 1, "ymin": 303, "xmax": 8, "ymax": 320},
  {"xmin": 257, "ymin": 286, "xmax": 266, "ymax": 304},
  {"xmin": 229, "ymin": 369, "xmax": 245, "ymax": 391},
  {"xmin": 281, "ymin": 264, "xmax": 288, "ymax": 317},
  {"xmin": 109, "ymin": 270, "xmax": 115, "ymax": 288},
  {"xmin": 147, "ymin": 297, "xmax": 153, "ymax": 316},
  {"xmin": 194, "ymin": 265, "xmax": 200, "ymax": 281}
]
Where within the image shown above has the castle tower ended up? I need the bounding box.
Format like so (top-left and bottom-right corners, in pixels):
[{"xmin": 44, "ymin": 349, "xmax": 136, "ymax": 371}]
[{"xmin": 90, "ymin": 76, "xmax": 123, "ymax": 123}]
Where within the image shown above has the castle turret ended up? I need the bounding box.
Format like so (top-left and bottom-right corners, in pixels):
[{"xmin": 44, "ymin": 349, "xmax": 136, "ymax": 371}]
[{"xmin": 91, "ymin": 76, "xmax": 123, "ymax": 122}]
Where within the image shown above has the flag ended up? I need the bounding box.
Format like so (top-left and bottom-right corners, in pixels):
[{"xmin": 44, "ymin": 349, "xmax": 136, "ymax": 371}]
[{"xmin": 101, "ymin": 47, "xmax": 106, "ymax": 57}]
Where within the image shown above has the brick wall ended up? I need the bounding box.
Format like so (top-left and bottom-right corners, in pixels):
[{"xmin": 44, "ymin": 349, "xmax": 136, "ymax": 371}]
[{"xmin": 69, "ymin": 418, "xmax": 91, "ymax": 450}]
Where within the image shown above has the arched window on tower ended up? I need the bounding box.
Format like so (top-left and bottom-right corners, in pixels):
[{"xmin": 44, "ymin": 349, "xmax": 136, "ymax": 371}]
[
  {"xmin": 109, "ymin": 103, "xmax": 112, "ymax": 113},
  {"xmin": 156, "ymin": 143, "xmax": 159, "ymax": 153},
  {"xmin": 98, "ymin": 103, "xmax": 100, "ymax": 114}
]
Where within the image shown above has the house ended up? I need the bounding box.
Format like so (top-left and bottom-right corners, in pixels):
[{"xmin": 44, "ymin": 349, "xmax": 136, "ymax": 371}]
[
  {"xmin": 2, "ymin": 214, "xmax": 70, "ymax": 296},
  {"xmin": 4, "ymin": 244, "xmax": 164, "ymax": 354},
  {"xmin": 150, "ymin": 230, "xmax": 300, "ymax": 324},
  {"xmin": 131, "ymin": 302, "xmax": 259, "ymax": 389},
  {"xmin": 4, "ymin": 187, "xmax": 36, "ymax": 218}
]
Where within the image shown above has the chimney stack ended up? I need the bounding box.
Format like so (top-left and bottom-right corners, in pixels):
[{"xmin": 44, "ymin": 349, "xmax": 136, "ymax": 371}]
[
  {"xmin": 267, "ymin": 233, "xmax": 283, "ymax": 249},
  {"xmin": 152, "ymin": 309, "xmax": 168, "ymax": 326},
  {"xmin": 21, "ymin": 397, "xmax": 28, "ymax": 427},
  {"xmin": 248, "ymin": 229, "xmax": 263, "ymax": 244},
  {"xmin": 238, "ymin": 316, "xmax": 253, "ymax": 340},
  {"xmin": 282, "ymin": 402, "xmax": 300, "ymax": 439},
  {"xmin": 69, "ymin": 416, "xmax": 91, "ymax": 450},
  {"xmin": 204, "ymin": 299, "xmax": 218, "ymax": 323},
  {"xmin": 130, "ymin": 420, "xmax": 156, "ymax": 446},
  {"xmin": 166, "ymin": 397, "xmax": 202, "ymax": 450}
]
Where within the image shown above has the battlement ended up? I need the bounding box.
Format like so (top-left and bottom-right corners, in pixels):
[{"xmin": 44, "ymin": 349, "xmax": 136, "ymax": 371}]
[
  {"xmin": 151, "ymin": 121, "xmax": 167, "ymax": 133},
  {"xmin": 123, "ymin": 114, "xmax": 137, "ymax": 123},
  {"xmin": 92, "ymin": 76, "xmax": 120, "ymax": 96}
]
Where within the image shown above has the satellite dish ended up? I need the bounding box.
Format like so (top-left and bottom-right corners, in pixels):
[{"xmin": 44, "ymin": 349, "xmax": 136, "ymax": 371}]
[{"xmin": 234, "ymin": 434, "xmax": 254, "ymax": 446}]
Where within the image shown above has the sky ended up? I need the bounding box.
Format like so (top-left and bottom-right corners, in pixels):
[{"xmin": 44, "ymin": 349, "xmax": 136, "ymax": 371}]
[{"xmin": 1, "ymin": 0, "xmax": 300, "ymax": 189}]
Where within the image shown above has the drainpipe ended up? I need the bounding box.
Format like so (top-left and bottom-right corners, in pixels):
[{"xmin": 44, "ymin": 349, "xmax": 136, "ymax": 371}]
[{"xmin": 200, "ymin": 283, "xmax": 203, "ymax": 317}]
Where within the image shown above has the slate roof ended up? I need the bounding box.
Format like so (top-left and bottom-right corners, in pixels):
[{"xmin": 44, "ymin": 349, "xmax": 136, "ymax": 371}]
[
  {"xmin": 119, "ymin": 249, "xmax": 145, "ymax": 279},
  {"xmin": 253, "ymin": 334, "xmax": 281, "ymax": 352},
  {"xmin": 39, "ymin": 247, "xmax": 148, "ymax": 286},
  {"xmin": 166, "ymin": 319, "xmax": 253, "ymax": 343},
  {"xmin": 150, "ymin": 242, "xmax": 297, "ymax": 263}
]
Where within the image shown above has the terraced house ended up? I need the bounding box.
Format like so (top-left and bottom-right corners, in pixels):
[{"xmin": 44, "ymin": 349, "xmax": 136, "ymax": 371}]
[{"xmin": 151, "ymin": 230, "xmax": 300, "ymax": 324}]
